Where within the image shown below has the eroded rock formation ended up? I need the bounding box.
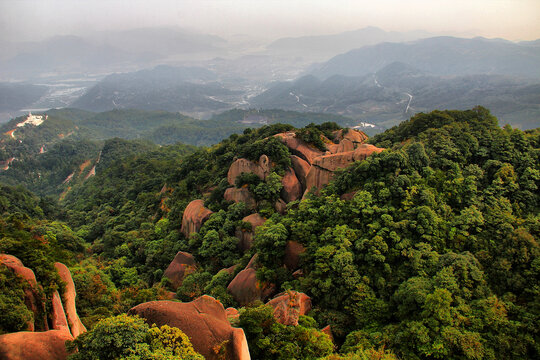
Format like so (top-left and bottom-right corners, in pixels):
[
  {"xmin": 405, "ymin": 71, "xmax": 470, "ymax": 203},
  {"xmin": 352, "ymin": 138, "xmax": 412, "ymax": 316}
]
[
  {"xmin": 54, "ymin": 263, "xmax": 86, "ymax": 337},
  {"xmin": 227, "ymin": 255, "xmax": 275, "ymax": 306},
  {"xmin": 266, "ymin": 291, "xmax": 312, "ymax": 326},
  {"xmin": 274, "ymin": 132, "xmax": 325, "ymax": 164},
  {"xmin": 281, "ymin": 168, "xmax": 302, "ymax": 203},
  {"xmin": 163, "ymin": 251, "xmax": 197, "ymax": 290},
  {"xmin": 236, "ymin": 213, "xmax": 266, "ymax": 252},
  {"xmin": 224, "ymin": 188, "xmax": 257, "ymax": 210},
  {"xmin": 0, "ymin": 254, "xmax": 46, "ymax": 331},
  {"xmin": 284, "ymin": 241, "xmax": 306, "ymax": 271},
  {"xmin": 0, "ymin": 330, "xmax": 73, "ymax": 360},
  {"xmin": 181, "ymin": 199, "xmax": 213, "ymax": 238},
  {"xmin": 129, "ymin": 296, "xmax": 250, "ymax": 360}
]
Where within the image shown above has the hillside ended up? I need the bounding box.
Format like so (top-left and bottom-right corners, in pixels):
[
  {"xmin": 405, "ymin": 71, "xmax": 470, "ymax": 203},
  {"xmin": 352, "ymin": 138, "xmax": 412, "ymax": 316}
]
[
  {"xmin": 0, "ymin": 107, "xmax": 538, "ymax": 359},
  {"xmin": 252, "ymin": 64, "xmax": 540, "ymax": 129}
]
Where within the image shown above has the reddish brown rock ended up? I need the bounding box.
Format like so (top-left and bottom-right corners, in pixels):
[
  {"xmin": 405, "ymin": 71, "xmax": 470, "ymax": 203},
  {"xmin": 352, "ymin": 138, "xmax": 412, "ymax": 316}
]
[
  {"xmin": 274, "ymin": 132, "xmax": 325, "ymax": 164},
  {"xmin": 222, "ymin": 264, "xmax": 240, "ymax": 275},
  {"xmin": 226, "ymin": 307, "xmax": 240, "ymax": 322},
  {"xmin": 163, "ymin": 252, "xmax": 197, "ymax": 291},
  {"xmin": 266, "ymin": 291, "xmax": 312, "ymax": 326},
  {"xmin": 54, "ymin": 263, "xmax": 86, "ymax": 337},
  {"xmin": 281, "ymin": 168, "xmax": 302, "ymax": 203},
  {"xmin": 275, "ymin": 199, "xmax": 287, "ymax": 214},
  {"xmin": 227, "ymin": 158, "xmax": 266, "ymax": 185},
  {"xmin": 181, "ymin": 200, "xmax": 213, "ymax": 238},
  {"xmin": 227, "ymin": 255, "xmax": 275, "ymax": 306},
  {"xmin": 0, "ymin": 330, "xmax": 73, "ymax": 360},
  {"xmin": 224, "ymin": 188, "xmax": 257, "ymax": 210},
  {"xmin": 258, "ymin": 154, "xmax": 271, "ymax": 177},
  {"xmin": 290, "ymin": 155, "xmax": 311, "ymax": 188},
  {"xmin": 129, "ymin": 296, "xmax": 250, "ymax": 360},
  {"xmin": 284, "ymin": 241, "xmax": 306, "ymax": 271},
  {"xmin": 0, "ymin": 254, "xmax": 46, "ymax": 331},
  {"xmin": 292, "ymin": 269, "xmax": 304, "ymax": 279},
  {"xmin": 340, "ymin": 191, "xmax": 358, "ymax": 201},
  {"xmin": 305, "ymin": 144, "xmax": 384, "ymax": 193},
  {"xmin": 321, "ymin": 325, "xmax": 335, "ymax": 344},
  {"xmin": 236, "ymin": 213, "xmax": 266, "ymax": 252},
  {"xmin": 331, "ymin": 129, "xmax": 369, "ymax": 145},
  {"xmin": 51, "ymin": 291, "xmax": 70, "ymax": 335}
]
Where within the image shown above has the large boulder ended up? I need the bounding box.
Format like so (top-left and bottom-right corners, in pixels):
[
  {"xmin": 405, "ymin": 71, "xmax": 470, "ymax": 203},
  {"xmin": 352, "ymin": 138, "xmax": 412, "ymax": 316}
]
[
  {"xmin": 266, "ymin": 291, "xmax": 312, "ymax": 326},
  {"xmin": 224, "ymin": 188, "xmax": 257, "ymax": 210},
  {"xmin": 0, "ymin": 330, "xmax": 73, "ymax": 360},
  {"xmin": 129, "ymin": 296, "xmax": 250, "ymax": 360},
  {"xmin": 235, "ymin": 213, "xmax": 266, "ymax": 252},
  {"xmin": 54, "ymin": 263, "xmax": 86, "ymax": 337},
  {"xmin": 281, "ymin": 168, "xmax": 302, "ymax": 203},
  {"xmin": 163, "ymin": 252, "xmax": 197, "ymax": 291},
  {"xmin": 290, "ymin": 155, "xmax": 310, "ymax": 189},
  {"xmin": 305, "ymin": 144, "xmax": 384, "ymax": 193},
  {"xmin": 181, "ymin": 199, "xmax": 213, "ymax": 238},
  {"xmin": 274, "ymin": 132, "xmax": 325, "ymax": 164},
  {"xmin": 227, "ymin": 255, "xmax": 275, "ymax": 306},
  {"xmin": 227, "ymin": 158, "xmax": 266, "ymax": 186},
  {"xmin": 0, "ymin": 254, "xmax": 47, "ymax": 331},
  {"xmin": 284, "ymin": 241, "xmax": 306, "ymax": 271}
]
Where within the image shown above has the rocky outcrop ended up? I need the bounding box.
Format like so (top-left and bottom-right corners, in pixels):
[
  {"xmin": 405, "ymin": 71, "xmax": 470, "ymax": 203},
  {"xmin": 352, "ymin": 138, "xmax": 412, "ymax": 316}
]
[
  {"xmin": 281, "ymin": 168, "xmax": 302, "ymax": 203},
  {"xmin": 331, "ymin": 129, "xmax": 369, "ymax": 145},
  {"xmin": 236, "ymin": 213, "xmax": 266, "ymax": 252},
  {"xmin": 129, "ymin": 296, "xmax": 250, "ymax": 360},
  {"xmin": 0, "ymin": 254, "xmax": 46, "ymax": 331},
  {"xmin": 321, "ymin": 325, "xmax": 335, "ymax": 344},
  {"xmin": 227, "ymin": 158, "xmax": 266, "ymax": 186},
  {"xmin": 290, "ymin": 155, "xmax": 310, "ymax": 189},
  {"xmin": 224, "ymin": 188, "xmax": 257, "ymax": 210},
  {"xmin": 0, "ymin": 330, "xmax": 73, "ymax": 360},
  {"xmin": 163, "ymin": 252, "xmax": 197, "ymax": 291},
  {"xmin": 227, "ymin": 255, "xmax": 275, "ymax": 306},
  {"xmin": 226, "ymin": 307, "xmax": 240, "ymax": 322},
  {"xmin": 54, "ymin": 263, "xmax": 86, "ymax": 337},
  {"xmin": 50, "ymin": 291, "xmax": 70, "ymax": 335},
  {"xmin": 274, "ymin": 132, "xmax": 325, "ymax": 164},
  {"xmin": 181, "ymin": 200, "xmax": 213, "ymax": 238},
  {"xmin": 266, "ymin": 291, "xmax": 312, "ymax": 326},
  {"xmin": 275, "ymin": 199, "xmax": 287, "ymax": 214},
  {"xmin": 284, "ymin": 241, "xmax": 306, "ymax": 271},
  {"xmin": 305, "ymin": 144, "xmax": 384, "ymax": 193}
]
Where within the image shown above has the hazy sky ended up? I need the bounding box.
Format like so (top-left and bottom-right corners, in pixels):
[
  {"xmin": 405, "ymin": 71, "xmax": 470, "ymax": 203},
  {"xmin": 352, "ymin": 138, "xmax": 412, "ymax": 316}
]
[{"xmin": 1, "ymin": 0, "xmax": 539, "ymax": 42}]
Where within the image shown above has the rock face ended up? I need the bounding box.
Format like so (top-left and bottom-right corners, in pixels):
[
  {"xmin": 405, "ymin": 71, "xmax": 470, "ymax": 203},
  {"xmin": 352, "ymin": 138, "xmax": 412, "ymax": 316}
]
[
  {"xmin": 236, "ymin": 213, "xmax": 266, "ymax": 252},
  {"xmin": 181, "ymin": 199, "xmax": 213, "ymax": 238},
  {"xmin": 274, "ymin": 199, "xmax": 287, "ymax": 214},
  {"xmin": 0, "ymin": 330, "xmax": 73, "ymax": 360},
  {"xmin": 266, "ymin": 291, "xmax": 312, "ymax": 326},
  {"xmin": 0, "ymin": 254, "xmax": 46, "ymax": 331},
  {"xmin": 163, "ymin": 252, "xmax": 197, "ymax": 290},
  {"xmin": 224, "ymin": 188, "xmax": 257, "ymax": 210},
  {"xmin": 54, "ymin": 263, "xmax": 86, "ymax": 337},
  {"xmin": 51, "ymin": 291, "xmax": 70, "ymax": 335},
  {"xmin": 284, "ymin": 241, "xmax": 306, "ymax": 271},
  {"xmin": 129, "ymin": 296, "xmax": 250, "ymax": 360},
  {"xmin": 305, "ymin": 144, "xmax": 384, "ymax": 193},
  {"xmin": 227, "ymin": 255, "xmax": 275, "ymax": 306},
  {"xmin": 281, "ymin": 168, "xmax": 302, "ymax": 203},
  {"xmin": 290, "ymin": 155, "xmax": 311, "ymax": 189},
  {"xmin": 227, "ymin": 158, "xmax": 266, "ymax": 186},
  {"xmin": 274, "ymin": 132, "xmax": 325, "ymax": 164},
  {"xmin": 331, "ymin": 129, "xmax": 369, "ymax": 145}
]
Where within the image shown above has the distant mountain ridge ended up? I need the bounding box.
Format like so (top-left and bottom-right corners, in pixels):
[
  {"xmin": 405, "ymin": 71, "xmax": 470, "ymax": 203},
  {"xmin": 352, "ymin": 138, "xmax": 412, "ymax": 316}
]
[
  {"xmin": 312, "ymin": 36, "xmax": 540, "ymax": 79},
  {"xmin": 267, "ymin": 26, "xmax": 432, "ymax": 60}
]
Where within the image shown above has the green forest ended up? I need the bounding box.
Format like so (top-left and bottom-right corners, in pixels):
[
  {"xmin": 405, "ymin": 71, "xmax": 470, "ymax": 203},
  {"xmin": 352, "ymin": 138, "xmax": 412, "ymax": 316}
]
[{"xmin": 0, "ymin": 107, "xmax": 538, "ymax": 359}]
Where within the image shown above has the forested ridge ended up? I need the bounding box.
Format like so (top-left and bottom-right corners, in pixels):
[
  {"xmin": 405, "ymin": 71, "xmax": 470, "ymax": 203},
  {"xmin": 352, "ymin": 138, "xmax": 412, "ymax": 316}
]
[{"xmin": 0, "ymin": 107, "xmax": 538, "ymax": 359}]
